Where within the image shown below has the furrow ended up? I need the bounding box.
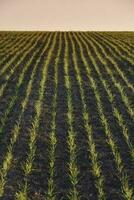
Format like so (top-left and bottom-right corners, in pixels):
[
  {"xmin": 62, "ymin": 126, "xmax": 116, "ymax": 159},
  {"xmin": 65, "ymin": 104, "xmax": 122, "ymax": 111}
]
[
  {"xmin": 73, "ymin": 32, "xmax": 134, "ymax": 200},
  {"xmin": 15, "ymin": 32, "xmax": 57, "ymax": 200}
]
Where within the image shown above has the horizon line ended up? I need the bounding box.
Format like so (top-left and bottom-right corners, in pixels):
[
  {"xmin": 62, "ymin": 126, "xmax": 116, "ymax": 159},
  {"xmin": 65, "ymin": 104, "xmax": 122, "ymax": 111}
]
[{"xmin": 0, "ymin": 30, "xmax": 134, "ymax": 32}]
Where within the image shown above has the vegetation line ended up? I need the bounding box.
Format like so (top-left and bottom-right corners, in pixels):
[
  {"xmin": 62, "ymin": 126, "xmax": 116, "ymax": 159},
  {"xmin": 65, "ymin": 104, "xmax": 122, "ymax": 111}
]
[
  {"xmin": 0, "ymin": 32, "xmax": 24, "ymax": 52},
  {"xmin": 91, "ymin": 32, "xmax": 134, "ymax": 92},
  {"xmin": 92, "ymin": 32, "xmax": 134, "ymax": 66},
  {"xmin": 64, "ymin": 32, "xmax": 80, "ymax": 200},
  {"xmin": 0, "ymin": 32, "xmax": 36, "ymax": 69},
  {"xmin": 69, "ymin": 32, "xmax": 106, "ymax": 200},
  {"xmin": 0, "ymin": 33, "xmax": 53, "ymax": 198},
  {"xmin": 73, "ymin": 32, "xmax": 133, "ymax": 200},
  {"xmin": 100, "ymin": 33, "xmax": 134, "ymax": 61},
  {"xmin": 15, "ymin": 32, "xmax": 57, "ymax": 200},
  {"xmin": 45, "ymin": 32, "xmax": 62, "ymax": 200},
  {"xmin": 0, "ymin": 32, "xmax": 41, "ymax": 76},
  {"xmin": 0, "ymin": 33, "xmax": 49, "ymax": 141},
  {"xmin": 0, "ymin": 31, "xmax": 133, "ymax": 199},
  {"xmin": 0, "ymin": 32, "xmax": 30, "ymax": 56},
  {"xmin": 0, "ymin": 33, "xmax": 43, "ymax": 99},
  {"xmin": 76, "ymin": 32, "xmax": 134, "ymax": 164},
  {"xmin": 82, "ymin": 33, "xmax": 134, "ymax": 119}
]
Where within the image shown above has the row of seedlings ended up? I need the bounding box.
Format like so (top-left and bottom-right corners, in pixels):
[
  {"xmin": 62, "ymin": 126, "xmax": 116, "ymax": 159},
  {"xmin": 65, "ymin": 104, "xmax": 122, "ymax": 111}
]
[
  {"xmin": 73, "ymin": 32, "xmax": 133, "ymax": 200},
  {"xmin": 0, "ymin": 33, "xmax": 49, "ymax": 139},
  {"xmin": 0, "ymin": 32, "xmax": 37, "ymax": 67},
  {"xmin": 0, "ymin": 32, "xmax": 41, "ymax": 76},
  {"xmin": 99, "ymin": 33, "xmax": 134, "ymax": 61},
  {"xmin": 15, "ymin": 32, "xmax": 58, "ymax": 200},
  {"xmin": 64, "ymin": 32, "xmax": 80, "ymax": 200},
  {"xmin": 0, "ymin": 33, "xmax": 53, "ymax": 197},
  {"xmin": 45, "ymin": 32, "xmax": 62, "ymax": 200},
  {"xmin": 69, "ymin": 32, "xmax": 106, "ymax": 200},
  {"xmin": 76, "ymin": 33, "xmax": 134, "ymax": 164},
  {"xmin": 83, "ymin": 33, "xmax": 134, "ymax": 119},
  {"xmin": 88, "ymin": 33, "xmax": 134, "ymax": 93}
]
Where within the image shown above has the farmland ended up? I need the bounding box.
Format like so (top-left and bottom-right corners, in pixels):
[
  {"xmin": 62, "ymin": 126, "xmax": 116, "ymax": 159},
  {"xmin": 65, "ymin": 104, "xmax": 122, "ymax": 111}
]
[{"xmin": 0, "ymin": 31, "xmax": 134, "ymax": 200}]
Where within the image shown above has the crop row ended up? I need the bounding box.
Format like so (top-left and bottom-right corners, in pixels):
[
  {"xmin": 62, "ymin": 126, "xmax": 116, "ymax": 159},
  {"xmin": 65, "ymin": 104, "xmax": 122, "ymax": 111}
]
[{"xmin": 0, "ymin": 32, "xmax": 133, "ymax": 200}]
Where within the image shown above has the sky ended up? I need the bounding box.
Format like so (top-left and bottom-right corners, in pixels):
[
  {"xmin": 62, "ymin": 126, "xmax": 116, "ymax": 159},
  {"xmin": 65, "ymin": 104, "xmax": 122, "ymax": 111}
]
[{"xmin": 0, "ymin": 0, "xmax": 134, "ymax": 31}]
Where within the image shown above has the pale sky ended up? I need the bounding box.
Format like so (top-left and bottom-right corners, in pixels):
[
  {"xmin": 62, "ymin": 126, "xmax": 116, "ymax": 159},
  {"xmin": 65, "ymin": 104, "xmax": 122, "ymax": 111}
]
[{"xmin": 0, "ymin": 0, "xmax": 134, "ymax": 31}]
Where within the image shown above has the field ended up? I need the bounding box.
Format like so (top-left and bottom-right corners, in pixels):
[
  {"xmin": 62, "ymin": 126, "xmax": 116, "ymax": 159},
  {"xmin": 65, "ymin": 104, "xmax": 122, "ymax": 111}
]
[{"xmin": 0, "ymin": 31, "xmax": 134, "ymax": 200}]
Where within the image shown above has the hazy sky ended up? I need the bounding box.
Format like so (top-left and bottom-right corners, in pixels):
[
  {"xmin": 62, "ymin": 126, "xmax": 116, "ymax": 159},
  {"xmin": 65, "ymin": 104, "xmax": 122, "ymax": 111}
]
[{"xmin": 0, "ymin": 0, "xmax": 134, "ymax": 31}]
